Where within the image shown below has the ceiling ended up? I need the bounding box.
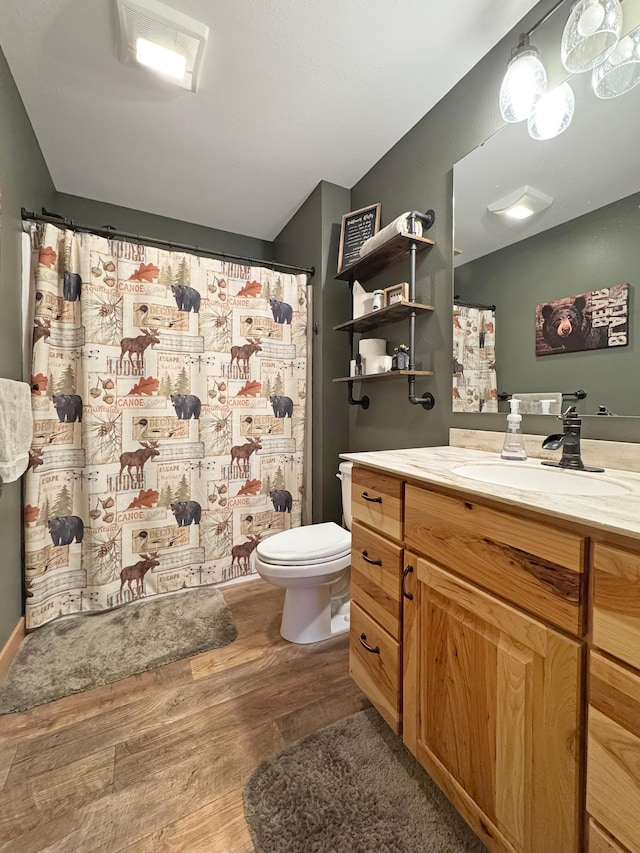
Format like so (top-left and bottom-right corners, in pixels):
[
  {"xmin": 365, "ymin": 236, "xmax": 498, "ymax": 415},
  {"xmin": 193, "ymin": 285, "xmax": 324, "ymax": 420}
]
[{"xmin": 0, "ymin": 0, "xmax": 541, "ymax": 241}]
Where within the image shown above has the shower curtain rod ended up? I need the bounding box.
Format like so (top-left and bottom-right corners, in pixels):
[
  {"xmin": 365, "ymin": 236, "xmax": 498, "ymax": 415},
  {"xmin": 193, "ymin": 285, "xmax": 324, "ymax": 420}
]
[{"xmin": 21, "ymin": 208, "xmax": 315, "ymax": 280}]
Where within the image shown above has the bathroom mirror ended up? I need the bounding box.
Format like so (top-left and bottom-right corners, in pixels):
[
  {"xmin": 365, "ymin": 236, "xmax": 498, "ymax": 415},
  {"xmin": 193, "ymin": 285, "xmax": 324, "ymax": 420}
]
[{"xmin": 453, "ymin": 70, "xmax": 640, "ymax": 417}]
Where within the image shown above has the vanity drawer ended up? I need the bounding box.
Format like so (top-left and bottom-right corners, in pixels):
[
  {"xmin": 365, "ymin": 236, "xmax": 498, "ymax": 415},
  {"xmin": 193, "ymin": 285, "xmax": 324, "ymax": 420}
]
[
  {"xmin": 350, "ymin": 601, "xmax": 401, "ymax": 733},
  {"xmin": 592, "ymin": 541, "xmax": 640, "ymax": 671},
  {"xmin": 351, "ymin": 521, "xmax": 402, "ymax": 640},
  {"xmin": 587, "ymin": 652, "xmax": 640, "ymax": 853},
  {"xmin": 352, "ymin": 467, "xmax": 403, "ymax": 543},
  {"xmin": 404, "ymin": 484, "xmax": 587, "ymax": 636}
]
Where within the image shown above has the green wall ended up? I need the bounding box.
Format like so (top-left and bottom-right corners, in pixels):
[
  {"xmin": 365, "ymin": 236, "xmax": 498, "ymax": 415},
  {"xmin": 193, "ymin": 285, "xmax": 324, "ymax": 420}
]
[
  {"xmin": 0, "ymin": 47, "xmax": 56, "ymax": 648},
  {"xmin": 273, "ymin": 181, "xmax": 352, "ymax": 523},
  {"xmin": 55, "ymin": 193, "xmax": 272, "ymax": 260},
  {"xmin": 348, "ymin": 0, "xmax": 640, "ymax": 449},
  {"xmin": 456, "ymin": 192, "xmax": 639, "ymax": 416}
]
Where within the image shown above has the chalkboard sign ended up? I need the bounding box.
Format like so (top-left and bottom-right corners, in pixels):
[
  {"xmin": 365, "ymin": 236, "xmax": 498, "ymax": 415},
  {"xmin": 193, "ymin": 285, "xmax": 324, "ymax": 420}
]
[{"xmin": 337, "ymin": 203, "xmax": 381, "ymax": 273}]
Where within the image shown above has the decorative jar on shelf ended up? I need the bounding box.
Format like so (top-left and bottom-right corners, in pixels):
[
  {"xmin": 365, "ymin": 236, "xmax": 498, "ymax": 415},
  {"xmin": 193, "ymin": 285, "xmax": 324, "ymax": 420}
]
[{"xmin": 395, "ymin": 344, "xmax": 410, "ymax": 370}]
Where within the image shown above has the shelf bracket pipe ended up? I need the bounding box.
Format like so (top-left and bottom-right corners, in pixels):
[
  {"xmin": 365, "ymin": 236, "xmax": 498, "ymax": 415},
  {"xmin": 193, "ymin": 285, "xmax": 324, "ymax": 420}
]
[
  {"xmin": 348, "ymin": 380, "xmax": 370, "ymax": 409},
  {"xmin": 406, "ymin": 236, "xmax": 435, "ymax": 410},
  {"xmin": 346, "ymin": 298, "xmax": 369, "ymax": 408}
]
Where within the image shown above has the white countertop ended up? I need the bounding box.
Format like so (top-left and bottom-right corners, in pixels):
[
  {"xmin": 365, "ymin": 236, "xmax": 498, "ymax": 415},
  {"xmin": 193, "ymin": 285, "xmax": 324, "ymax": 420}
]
[{"xmin": 340, "ymin": 446, "xmax": 640, "ymax": 541}]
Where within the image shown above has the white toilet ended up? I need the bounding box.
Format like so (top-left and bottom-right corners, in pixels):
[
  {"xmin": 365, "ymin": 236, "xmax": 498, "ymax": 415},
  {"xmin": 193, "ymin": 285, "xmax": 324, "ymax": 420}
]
[{"xmin": 254, "ymin": 461, "xmax": 353, "ymax": 644}]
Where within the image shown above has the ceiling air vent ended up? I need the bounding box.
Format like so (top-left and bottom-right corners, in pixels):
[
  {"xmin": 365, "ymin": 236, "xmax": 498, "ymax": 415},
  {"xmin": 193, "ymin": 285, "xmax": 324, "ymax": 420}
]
[{"xmin": 116, "ymin": 0, "xmax": 209, "ymax": 92}]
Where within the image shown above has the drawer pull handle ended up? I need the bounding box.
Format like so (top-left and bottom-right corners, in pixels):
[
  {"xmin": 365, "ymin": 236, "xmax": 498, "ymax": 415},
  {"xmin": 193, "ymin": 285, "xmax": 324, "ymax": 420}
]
[
  {"xmin": 361, "ymin": 550, "xmax": 382, "ymax": 566},
  {"xmin": 361, "ymin": 491, "xmax": 382, "ymax": 503},
  {"xmin": 402, "ymin": 564, "xmax": 414, "ymax": 600},
  {"xmin": 359, "ymin": 633, "xmax": 380, "ymax": 654}
]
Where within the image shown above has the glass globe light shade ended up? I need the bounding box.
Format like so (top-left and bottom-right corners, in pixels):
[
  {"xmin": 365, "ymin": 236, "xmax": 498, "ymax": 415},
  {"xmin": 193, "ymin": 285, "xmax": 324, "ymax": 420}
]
[
  {"xmin": 592, "ymin": 25, "xmax": 640, "ymax": 97},
  {"xmin": 561, "ymin": 0, "xmax": 623, "ymax": 73},
  {"xmin": 528, "ymin": 82, "xmax": 575, "ymax": 140},
  {"xmin": 499, "ymin": 47, "xmax": 547, "ymax": 123}
]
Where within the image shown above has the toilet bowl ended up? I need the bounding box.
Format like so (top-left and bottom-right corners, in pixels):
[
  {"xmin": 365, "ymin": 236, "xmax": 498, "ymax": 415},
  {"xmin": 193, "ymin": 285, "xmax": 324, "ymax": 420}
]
[{"xmin": 254, "ymin": 461, "xmax": 353, "ymax": 644}]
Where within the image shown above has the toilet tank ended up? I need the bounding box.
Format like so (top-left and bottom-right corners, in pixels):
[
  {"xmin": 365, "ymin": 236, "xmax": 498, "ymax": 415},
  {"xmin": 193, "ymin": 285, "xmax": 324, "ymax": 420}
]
[{"xmin": 338, "ymin": 461, "xmax": 353, "ymax": 530}]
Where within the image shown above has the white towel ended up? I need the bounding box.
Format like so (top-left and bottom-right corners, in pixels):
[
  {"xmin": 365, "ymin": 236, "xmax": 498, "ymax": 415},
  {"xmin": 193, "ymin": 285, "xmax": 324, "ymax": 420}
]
[
  {"xmin": 359, "ymin": 212, "xmax": 423, "ymax": 258},
  {"xmin": 513, "ymin": 392, "xmax": 563, "ymax": 415},
  {"xmin": 0, "ymin": 378, "xmax": 33, "ymax": 483}
]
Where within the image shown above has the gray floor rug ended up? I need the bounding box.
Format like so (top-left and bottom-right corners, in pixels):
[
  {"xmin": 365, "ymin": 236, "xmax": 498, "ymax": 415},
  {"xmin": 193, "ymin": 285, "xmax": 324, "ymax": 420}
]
[
  {"xmin": 244, "ymin": 707, "xmax": 487, "ymax": 853},
  {"xmin": 0, "ymin": 587, "xmax": 237, "ymax": 714}
]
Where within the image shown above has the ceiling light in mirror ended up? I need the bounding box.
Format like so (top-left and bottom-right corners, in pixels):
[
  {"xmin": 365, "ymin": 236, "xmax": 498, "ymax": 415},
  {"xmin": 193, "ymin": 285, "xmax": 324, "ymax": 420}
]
[
  {"xmin": 135, "ymin": 37, "xmax": 186, "ymax": 79},
  {"xmin": 499, "ymin": 43, "xmax": 547, "ymax": 123},
  {"xmin": 561, "ymin": 0, "xmax": 622, "ymax": 73},
  {"xmin": 488, "ymin": 185, "xmax": 554, "ymax": 220},
  {"xmin": 528, "ymin": 82, "xmax": 575, "ymax": 139},
  {"xmin": 592, "ymin": 25, "xmax": 640, "ymax": 97}
]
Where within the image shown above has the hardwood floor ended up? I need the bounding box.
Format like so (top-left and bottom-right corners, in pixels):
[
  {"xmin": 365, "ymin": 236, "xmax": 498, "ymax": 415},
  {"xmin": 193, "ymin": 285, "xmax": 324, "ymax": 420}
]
[{"xmin": 0, "ymin": 580, "xmax": 370, "ymax": 852}]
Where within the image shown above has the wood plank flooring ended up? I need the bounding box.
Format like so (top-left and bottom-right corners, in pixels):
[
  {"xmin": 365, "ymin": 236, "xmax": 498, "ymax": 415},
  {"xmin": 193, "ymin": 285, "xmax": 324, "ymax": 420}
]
[{"xmin": 0, "ymin": 580, "xmax": 370, "ymax": 852}]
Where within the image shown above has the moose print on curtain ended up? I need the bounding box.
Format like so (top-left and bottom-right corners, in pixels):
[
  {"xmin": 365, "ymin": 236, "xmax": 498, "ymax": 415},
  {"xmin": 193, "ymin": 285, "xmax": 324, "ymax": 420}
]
[{"xmin": 24, "ymin": 224, "xmax": 308, "ymax": 630}]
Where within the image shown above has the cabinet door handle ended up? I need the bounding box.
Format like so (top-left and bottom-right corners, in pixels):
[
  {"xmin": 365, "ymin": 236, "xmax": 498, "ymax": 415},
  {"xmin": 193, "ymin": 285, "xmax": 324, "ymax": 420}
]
[
  {"xmin": 359, "ymin": 633, "xmax": 380, "ymax": 654},
  {"xmin": 402, "ymin": 564, "xmax": 414, "ymax": 600},
  {"xmin": 361, "ymin": 491, "xmax": 382, "ymax": 503},
  {"xmin": 361, "ymin": 550, "xmax": 382, "ymax": 566}
]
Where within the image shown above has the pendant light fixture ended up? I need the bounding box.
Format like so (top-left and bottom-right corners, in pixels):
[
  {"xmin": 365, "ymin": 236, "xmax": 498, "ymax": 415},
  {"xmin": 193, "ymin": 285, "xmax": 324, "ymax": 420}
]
[
  {"xmin": 592, "ymin": 25, "xmax": 640, "ymax": 97},
  {"xmin": 561, "ymin": 0, "xmax": 623, "ymax": 73},
  {"xmin": 528, "ymin": 82, "xmax": 575, "ymax": 139},
  {"xmin": 499, "ymin": 34, "xmax": 548, "ymax": 122}
]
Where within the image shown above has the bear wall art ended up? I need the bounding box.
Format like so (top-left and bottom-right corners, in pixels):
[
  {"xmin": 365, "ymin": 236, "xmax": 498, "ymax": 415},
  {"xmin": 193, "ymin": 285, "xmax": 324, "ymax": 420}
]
[{"xmin": 535, "ymin": 284, "xmax": 629, "ymax": 356}]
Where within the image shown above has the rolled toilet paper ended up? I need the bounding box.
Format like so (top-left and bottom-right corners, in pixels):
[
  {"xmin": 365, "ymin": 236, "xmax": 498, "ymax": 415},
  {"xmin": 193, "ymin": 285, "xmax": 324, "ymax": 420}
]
[
  {"xmin": 358, "ymin": 338, "xmax": 387, "ymax": 358},
  {"xmin": 365, "ymin": 355, "xmax": 393, "ymax": 374}
]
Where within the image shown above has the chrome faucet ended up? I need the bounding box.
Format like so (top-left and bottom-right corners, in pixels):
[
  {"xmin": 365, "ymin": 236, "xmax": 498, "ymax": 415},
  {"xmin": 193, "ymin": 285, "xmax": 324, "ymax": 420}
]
[{"xmin": 541, "ymin": 406, "xmax": 604, "ymax": 472}]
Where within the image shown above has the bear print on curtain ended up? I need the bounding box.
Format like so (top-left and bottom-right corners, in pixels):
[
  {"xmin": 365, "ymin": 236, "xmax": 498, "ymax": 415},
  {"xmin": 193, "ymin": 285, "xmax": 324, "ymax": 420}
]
[{"xmin": 24, "ymin": 224, "xmax": 308, "ymax": 629}]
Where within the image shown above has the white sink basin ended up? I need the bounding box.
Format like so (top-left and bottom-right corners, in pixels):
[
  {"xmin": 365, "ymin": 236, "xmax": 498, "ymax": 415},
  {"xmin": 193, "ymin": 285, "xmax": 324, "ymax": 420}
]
[{"xmin": 453, "ymin": 463, "xmax": 630, "ymax": 496}]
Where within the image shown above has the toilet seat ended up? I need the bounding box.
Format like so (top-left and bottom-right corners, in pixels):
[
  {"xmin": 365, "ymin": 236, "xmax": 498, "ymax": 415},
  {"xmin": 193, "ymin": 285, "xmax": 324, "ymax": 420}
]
[
  {"xmin": 256, "ymin": 522, "xmax": 351, "ymax": 566},
  {"xmin": 254, "ymin": 550, "xmax": 351, "ymax": 580}
]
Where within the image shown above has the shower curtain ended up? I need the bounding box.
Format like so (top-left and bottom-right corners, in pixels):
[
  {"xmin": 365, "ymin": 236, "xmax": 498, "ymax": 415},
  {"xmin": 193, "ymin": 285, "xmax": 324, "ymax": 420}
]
[
  {"xmin": 24, "ymin": 224, "xmax": 308, "ymax": 630},
  {"xmin": 452, "ymin": 304, "xmax": 498, "ymax": 413}
]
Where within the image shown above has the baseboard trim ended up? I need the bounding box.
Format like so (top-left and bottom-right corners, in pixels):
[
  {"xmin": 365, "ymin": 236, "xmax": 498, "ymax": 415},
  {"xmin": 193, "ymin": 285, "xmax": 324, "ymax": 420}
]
[{"xmin": 0, "ymin": 617, "xmax": 25, "ymax": 680}]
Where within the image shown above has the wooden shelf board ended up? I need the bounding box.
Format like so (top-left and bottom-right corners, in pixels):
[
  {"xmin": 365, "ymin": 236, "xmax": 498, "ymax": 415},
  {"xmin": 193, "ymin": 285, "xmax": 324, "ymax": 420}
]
[
  {"xmin": 333, "ymin": 300, "xmax": 434, "ymax": 333},
  {"xmin": 335, "ymin": 233, "xmax": 435, "ymax": 283},
  {"xmin": 333, "ymin": 370, "xmax": 434, "ymax": 383}
]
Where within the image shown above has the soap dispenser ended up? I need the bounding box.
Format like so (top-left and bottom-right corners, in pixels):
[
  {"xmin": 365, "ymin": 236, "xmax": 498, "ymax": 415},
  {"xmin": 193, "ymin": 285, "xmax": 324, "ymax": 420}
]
[{"xmin": 501, "ymin": 398, "xmax": 527, "ymax": 461}]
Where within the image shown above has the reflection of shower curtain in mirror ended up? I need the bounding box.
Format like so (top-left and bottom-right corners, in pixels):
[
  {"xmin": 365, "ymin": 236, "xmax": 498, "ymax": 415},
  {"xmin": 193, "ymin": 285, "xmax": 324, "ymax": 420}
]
[
  {"xmin": 24, "ymin": 224, "xmax": 308, "ymax": 630},
  {"xmin": 452, "ymin": 305, "xmax": 498, "ymax": 413}
]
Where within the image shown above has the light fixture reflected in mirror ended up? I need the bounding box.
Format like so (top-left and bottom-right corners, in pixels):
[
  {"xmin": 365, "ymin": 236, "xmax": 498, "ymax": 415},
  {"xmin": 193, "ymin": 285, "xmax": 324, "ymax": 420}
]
[
  {"xmin": 487, "ymin": 185, "xmax": 554, "ymax": 220},
  {"xmin": 499, "ymin": 36, "xmax": 547, "ymax": 123},
  {"xmin": 528, "ymin": 82, "xmax": 575, "ymax": 139},
  {"xmin": 592, "ymin": 25, "xmax": 640, "ymax": 97},
  {"xmin": 561, "ymin": 0, "xmax": 622, "ymax": 73}
]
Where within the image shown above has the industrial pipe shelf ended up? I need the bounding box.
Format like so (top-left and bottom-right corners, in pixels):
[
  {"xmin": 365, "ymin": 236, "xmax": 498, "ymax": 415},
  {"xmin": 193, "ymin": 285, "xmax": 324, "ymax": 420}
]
[
  {"xmin": 335, "ymin": 209, "xmax": 436, "ymax": 410},
  {"xmin": 333, "ymin": 301, "xmax": 434, "ymax": 334},
  {"xmin": 333, "ymin": 370, "xmax": 434, "ymax": 383},
  {"xmin": 335, "ymin": 233, "xmax": 435, "ymax": 284}
]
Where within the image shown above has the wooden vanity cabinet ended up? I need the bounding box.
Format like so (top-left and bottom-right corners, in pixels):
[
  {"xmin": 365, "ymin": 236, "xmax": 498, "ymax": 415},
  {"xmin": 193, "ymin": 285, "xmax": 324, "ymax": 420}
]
[
  {"xmin": 587, "ymin": 539, "xmax": 640, "ymax": 853},
  {"xmin": 403, "ymin": 554, "xmax": 582, "ymax": 853},
  {"xmin": 348, "ymin": 466, "xmax": 586, "ymax": 853},
  {"xmin": 349, "ymin": 467, "xmax": 404, "ymax": 733},
  {"xmin": 403, "ymin": 482, "xmax": 586, "ymax": 851},
  {"xmin": 348, "ymin": 463, "xmax": 640, "ymax": 853}
]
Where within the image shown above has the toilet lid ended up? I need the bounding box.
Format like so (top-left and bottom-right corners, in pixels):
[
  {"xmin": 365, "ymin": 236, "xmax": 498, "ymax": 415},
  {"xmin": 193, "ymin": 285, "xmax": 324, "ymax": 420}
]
[{"xmin": 256, "ymin": 522, "xmax": 351, "ymax": 565}]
